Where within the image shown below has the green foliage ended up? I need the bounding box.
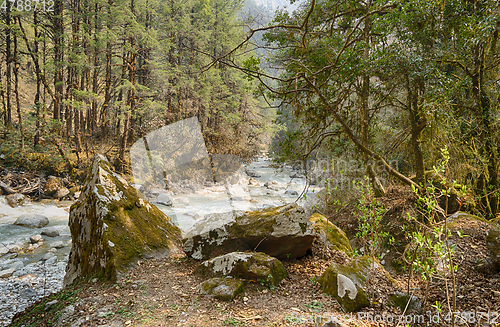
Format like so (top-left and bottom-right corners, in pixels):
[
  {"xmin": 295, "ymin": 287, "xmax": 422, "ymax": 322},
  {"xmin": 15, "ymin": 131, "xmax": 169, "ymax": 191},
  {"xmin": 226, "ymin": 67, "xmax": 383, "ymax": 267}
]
[
  {"xmin": 0, "ymin": 132, "xmax": 68, "ymax": 175},
  {"xmin": 354, "ymin": 178, "xmax": 387, "ymax": 256}
]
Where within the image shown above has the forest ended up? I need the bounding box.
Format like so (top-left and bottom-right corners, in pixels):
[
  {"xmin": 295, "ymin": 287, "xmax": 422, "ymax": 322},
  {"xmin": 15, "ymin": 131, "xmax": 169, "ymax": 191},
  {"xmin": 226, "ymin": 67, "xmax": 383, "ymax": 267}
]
[
  {"xmin": 1, "ymin": 0, "xmax": 498, "ymax": 218},
  {"xmin": 1, "ymin": 0, "xmax": 500, "ymax": 325},
  {"xmin": 0, "ymin": 0, "xmax": 270, "ymax": 176}
]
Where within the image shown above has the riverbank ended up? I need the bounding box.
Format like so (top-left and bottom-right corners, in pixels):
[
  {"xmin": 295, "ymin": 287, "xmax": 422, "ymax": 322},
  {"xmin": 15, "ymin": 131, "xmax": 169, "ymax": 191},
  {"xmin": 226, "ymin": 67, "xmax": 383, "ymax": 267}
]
[{"xmin": 0, "ymin": 158, "xmax": 323, "ymax": 326}]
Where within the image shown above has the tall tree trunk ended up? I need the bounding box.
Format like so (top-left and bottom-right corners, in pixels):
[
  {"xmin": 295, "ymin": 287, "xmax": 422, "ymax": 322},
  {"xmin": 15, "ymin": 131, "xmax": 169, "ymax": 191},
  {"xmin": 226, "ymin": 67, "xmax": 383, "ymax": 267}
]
[
  {"xmin": 405, "ymin": 74, "xmax": 426, "ymax": 188},
  {"xmin": 13, "ymin": 23, "xmax": 24, "ymax": 149},
  {"xmin": 360, "ymin": 14, "xmax": 385, "ymax": 197},
  {"xmin": 5, "ymin": 10, "xmax": 12, "ymax": 131},
  {"xmin": 52, "ymin": 0, "xmax": 64, "ymax": 123},
  {"xmin": 101, "ymin": 0, "xmax": 113, "ymax": 140},
  {"xmin": 471, "ymin": 43, "xmax": 499, "ymax": 217},
  {"xmin": 33, "ymin": 11, "xmax": 42, "ymax": 147}
]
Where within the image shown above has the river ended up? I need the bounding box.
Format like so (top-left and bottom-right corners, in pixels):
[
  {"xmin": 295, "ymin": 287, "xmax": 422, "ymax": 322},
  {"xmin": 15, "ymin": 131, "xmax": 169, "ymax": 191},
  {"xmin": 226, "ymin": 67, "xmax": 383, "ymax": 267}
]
[{"xmin": 0, "ymin": 157, "xmax": 322, "ymax": 326}]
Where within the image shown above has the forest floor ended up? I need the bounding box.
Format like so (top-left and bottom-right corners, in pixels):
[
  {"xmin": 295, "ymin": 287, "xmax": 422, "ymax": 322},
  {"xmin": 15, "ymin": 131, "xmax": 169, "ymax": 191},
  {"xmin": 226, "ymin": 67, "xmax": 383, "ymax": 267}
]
[{"xmin": 9, "ymin": 208, "xmax": 500, "ymax": 327}]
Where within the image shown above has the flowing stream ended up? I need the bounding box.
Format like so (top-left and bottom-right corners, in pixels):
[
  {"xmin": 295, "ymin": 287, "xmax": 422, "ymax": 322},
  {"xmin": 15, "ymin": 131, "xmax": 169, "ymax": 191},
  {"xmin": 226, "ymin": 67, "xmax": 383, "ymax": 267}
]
[{"xmin": 0, "ymin": 157, "xmax": 321, "ymax": 326}]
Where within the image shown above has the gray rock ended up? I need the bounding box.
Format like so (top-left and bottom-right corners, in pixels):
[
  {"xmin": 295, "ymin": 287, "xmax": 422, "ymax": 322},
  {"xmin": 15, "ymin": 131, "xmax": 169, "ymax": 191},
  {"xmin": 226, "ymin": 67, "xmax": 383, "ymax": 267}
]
[
  {"xmin": 20, "ymin": 288, "xmax": 38, "ymax": 299},
  {"xmin": 227, "ymin": 186, "xmax": 251, "ymax": 201},
  {"xmin": 45, "ymin": 256, "xmax": 58, "ymax": 266},
  {"xmin": 54, "ymin": 187, "xmax": 70, "ymax": 199},
  {"xmin": 183, "ymin": 203, "xmax": 314, "ymax": 260},
  {"xmin": 245, "ymin": 169, "xmax": 261, "ymax": 178},
  {"xmin": 155, "ymin": 193, "xmax": 173, "ymax": 206},
  {"xmin": 8, "ymin": 245, "xmax": 22, "ymax": 253},
  {"xmin": 9, "ymin": 260, "xmax": 24, "ymax": 270},
  {"xmin": 15, "ymin": 214, "xmax": 49, "ymax": 228},
  {"xmin": 389, "ymin": 291, "xmax": 422, "ymax": 313},
  {"xmin": 0, "ymin": 245, "xmax": 9, "ymax": 256},
  {"xmin": 52, "ymin": 241, "xmax": 65, "ymax": 249},
  {"xmin": 30, "ymin": 235, "xmax": 44, "ymax": 243},
  {"xmin": 284, "ymin": 190, "xmax": 299, "ymax": 196},
  {"xmin": 45, "ymin": 300, "xmax": 58, "ymax": 310},
  {"xmin": 0, "ymin": 268, "xmax": 15, "ymax": 278},
  {"xmin": 41, "ymin": 227, "xmax": 60, "ymax": 237},
  {"xmin": 6, "ymin": 193, "xmax": 26, "ymax": 207},
  {"xmin": 42, "ymin": 252, "xmax": 56, "ymax": 261}
]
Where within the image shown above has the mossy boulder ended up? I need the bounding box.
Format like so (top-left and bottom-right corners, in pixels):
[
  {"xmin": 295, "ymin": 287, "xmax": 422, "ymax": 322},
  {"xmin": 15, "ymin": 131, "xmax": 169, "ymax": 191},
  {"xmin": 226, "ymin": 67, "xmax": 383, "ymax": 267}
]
[
  {"xmin": 195, "ymin": 252, "xmax": 287, "ymax": 286},
  {"xmin": 183, "ymin": 203, "xmax": 314, "ymax": 260},
  {"xmin": 199, "ymin": 277, "xmax": 244, "ymax": 301},
  {"xmin": 309, "ymin": 213, "xmax": 352, "ymax": 255},
  {"xmin": 64, "ymin": 154, "xmax": 182, "ymax": 286},
  {"xmin": 319, "ymin": 255, "xmax": 377, "ymax": 312},
  {"xmin": 43, "ymin": 176, "xmax": 62, "ymax": 196},
  {"xmin": 486, "ymin": 228, "xmax": 500, "ymax": 272}
]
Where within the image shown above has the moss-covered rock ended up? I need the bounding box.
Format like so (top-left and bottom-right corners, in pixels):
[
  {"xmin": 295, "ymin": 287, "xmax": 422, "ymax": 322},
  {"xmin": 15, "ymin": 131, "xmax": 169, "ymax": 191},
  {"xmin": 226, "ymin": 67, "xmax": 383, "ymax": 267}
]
[
  {"xmin": 486, "ymin": 228, "xmax": 500, "ymax": 271},
  {"xmin": 319, "ymin": 255, "xmax": 377, "ymax": 312},
  {"xmin": 388, "ymin": 292, "xmax": 422, "ymax": 313},
  {"xmin": 195, "ymin": 252, "xmax": 287, "ymax": 286},
  {"xmin": 199, "ymin": 277, "xmax": 244, "ymax": 301},
  {"xmin": 183, "ymin": 204, "xmax": 314, "ymax": 260},
  {"xmin": 309, "ymin": 213, "xmax": 352, "ymax": 255},
  {"xmin": 43, "ymin": 176, "xmax": 62, "ymax": 196},
  {"xmin": 64, "ymin": 154, "xmax": 182, "ymax": 286}
]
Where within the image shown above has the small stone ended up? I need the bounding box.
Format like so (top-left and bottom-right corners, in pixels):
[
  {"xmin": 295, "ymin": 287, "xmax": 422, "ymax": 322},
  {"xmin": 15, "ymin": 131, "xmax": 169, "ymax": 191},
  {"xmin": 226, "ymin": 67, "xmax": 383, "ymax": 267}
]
[
  {"xmin": 9, "ymin": 260, "xmax": 24, "ymax": 270},
  {"xmin": 52, "ymin": 241, "xmax": 65, "ymax": 249},
  {"xmin": 6, "ymin": 193, "xmax": 26, "ymax": 207},
  {"xmin": 284, "ymin": 190, "xmax": 299, "ymax": 196},
  {"xmin": 92, "ymin": 278, "xmax": 99, "ymax": 283},
  {"xmin": 0, "ymin": 268, "xmax": 15, "ymax": 278},
  {"xmin": 42, "ymin": 252, "xmax": 55, "ymax": 261},
  {"xmin": 8, "ymin": 245, "xmax": 22, "ymax": 253},
  {"xmin": 30, "ymin": 235, "xmax": 44, "ymax": 244},
  {"xmin": 48, "ymin": 248, "xmax": 58, "ymax": 253},
  {"xmin": 45, "ymin": 256, "xmax": 58, "ymax": 265},
  {"xmin": 45, "ymin": 300, "xmax": 58, "ymax": 310},
  {"xmin": 14, "ymin": 214, "xmax": 49, "ymax": 228},
  {"xmin": 54, "ymin": 187, "xmax": 70, "ymax": 199},
  {"xmin": 19, "ymin": 288, "xmax": 38, "ymax": 299},
  {"xmin": 41, "ymin": 227, "xmax": 60, "ymax": 237},
  {"xmin": 0, "ymin": 245, "xmax": 9, "ymax": 256},
  {"xmin": 155, "ymin": 193, "xmax": 173, "ymax": 206}
]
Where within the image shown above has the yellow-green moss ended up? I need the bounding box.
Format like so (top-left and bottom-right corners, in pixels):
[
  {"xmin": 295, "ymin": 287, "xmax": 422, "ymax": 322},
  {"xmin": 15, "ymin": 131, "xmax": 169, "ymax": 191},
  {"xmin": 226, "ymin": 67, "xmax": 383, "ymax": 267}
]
[{"xmin": 309, "ymin": 213, "xmax": 353, "ymax": 255}]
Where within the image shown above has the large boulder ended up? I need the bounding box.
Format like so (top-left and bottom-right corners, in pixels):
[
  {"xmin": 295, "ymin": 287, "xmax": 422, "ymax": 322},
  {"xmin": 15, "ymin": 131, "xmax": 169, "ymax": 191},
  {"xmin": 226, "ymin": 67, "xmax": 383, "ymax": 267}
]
[
  {"xmin": 64, "ymin": 154, "xmax": 182, "ymax": 286},
  {"xmin": 319, "ymin": 256, "xmax": 381, "ymax": 312},
  {"xmin": 309, "ymin": 213, "xmax": 352, "ymax": 254},
  {"xmin": 183, "ymin": 204, "xmax": 314, "ymax": 260},
  {"xmin": 195, "ymin": 252, "xmax": 287, "ymax": 287},
  {"xmin": 14, "ymin": 214, "xmax": 49, "ymax": 228}
]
